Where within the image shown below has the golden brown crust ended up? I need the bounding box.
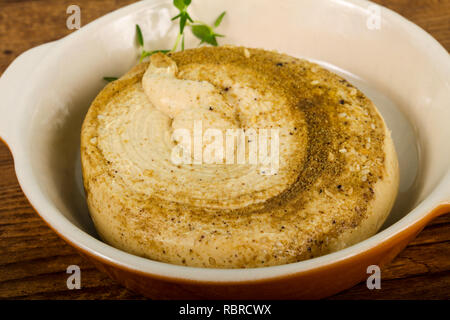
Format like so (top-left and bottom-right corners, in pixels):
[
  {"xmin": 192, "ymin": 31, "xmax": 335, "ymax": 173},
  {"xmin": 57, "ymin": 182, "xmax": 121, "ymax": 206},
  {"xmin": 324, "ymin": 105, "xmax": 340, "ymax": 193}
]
[{"xmin": 81, "ymin": 46, "xmax": 399, "ymax": 268}]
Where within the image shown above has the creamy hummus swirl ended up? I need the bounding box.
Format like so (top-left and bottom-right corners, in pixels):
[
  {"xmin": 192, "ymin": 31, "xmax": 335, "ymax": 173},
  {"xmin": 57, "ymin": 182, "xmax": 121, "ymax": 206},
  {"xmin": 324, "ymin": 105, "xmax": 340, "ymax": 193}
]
[{"xmin": 81, "ymin": 47, "xmax": 399, "ymax": 268}]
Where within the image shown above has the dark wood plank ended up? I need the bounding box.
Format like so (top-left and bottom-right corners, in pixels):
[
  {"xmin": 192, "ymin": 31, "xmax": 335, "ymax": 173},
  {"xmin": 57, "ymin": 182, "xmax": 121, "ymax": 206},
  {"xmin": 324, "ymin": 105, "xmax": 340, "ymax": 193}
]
[{"xmin": 0, "ymin": 0, "xmax": 449, "ymax": 300}]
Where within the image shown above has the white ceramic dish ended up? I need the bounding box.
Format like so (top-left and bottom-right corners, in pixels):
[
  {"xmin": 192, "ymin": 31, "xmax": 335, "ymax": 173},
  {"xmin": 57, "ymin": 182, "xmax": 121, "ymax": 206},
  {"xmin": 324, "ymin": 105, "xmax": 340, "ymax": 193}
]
[{"xmin": 0, "ymin": 0, "xmax": 449, "ymax": 299}]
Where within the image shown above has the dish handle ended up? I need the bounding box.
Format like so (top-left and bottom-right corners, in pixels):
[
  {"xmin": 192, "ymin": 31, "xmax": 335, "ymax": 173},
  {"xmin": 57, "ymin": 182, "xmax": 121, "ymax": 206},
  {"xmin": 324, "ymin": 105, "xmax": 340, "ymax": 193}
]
[
  {"xmin": 0, "ymin": 42, "xmax": 53, "ymax": 147},
  {"xmin": 430, "ymin": 171, "xmax": 450, "ymax": 219}
]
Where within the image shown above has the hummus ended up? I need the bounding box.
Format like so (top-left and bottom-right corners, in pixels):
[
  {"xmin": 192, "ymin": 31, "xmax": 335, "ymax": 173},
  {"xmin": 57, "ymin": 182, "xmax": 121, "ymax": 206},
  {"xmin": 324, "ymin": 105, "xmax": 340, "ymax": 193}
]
[{"xmin": 81, "ymin": 46, "xmax": 399, "ymax": 268}]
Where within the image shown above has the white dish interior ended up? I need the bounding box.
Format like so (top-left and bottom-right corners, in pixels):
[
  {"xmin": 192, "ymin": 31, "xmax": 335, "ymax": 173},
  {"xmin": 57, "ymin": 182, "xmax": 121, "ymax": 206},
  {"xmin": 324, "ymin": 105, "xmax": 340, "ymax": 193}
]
[{"xmin": 0, "ymin": 0, "xmax": 448, "ymax": 281}]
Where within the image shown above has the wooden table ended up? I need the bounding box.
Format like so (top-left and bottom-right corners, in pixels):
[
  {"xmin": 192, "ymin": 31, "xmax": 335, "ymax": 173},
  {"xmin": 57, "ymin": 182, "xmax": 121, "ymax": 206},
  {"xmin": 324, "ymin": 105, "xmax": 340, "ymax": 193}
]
[{"xmin": 0, "ymin": 0, "xmax": 449, "ymax": 300}]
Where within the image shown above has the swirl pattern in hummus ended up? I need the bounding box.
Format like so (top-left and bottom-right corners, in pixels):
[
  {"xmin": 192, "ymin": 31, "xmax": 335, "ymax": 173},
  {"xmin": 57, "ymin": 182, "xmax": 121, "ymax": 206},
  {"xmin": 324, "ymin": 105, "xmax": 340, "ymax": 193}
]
[{"xmin": 81, "ymin": 47, "xmax": 399, "ymax": 268}]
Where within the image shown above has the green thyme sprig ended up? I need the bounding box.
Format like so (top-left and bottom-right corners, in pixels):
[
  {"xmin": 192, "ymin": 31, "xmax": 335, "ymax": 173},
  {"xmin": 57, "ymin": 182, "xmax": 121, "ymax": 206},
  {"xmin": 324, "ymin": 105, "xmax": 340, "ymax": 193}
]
[
  {"xmin": 171, "ymin": 0, "xmax": 226, "ymax": 48},
  {"xmin": 103, "ymin": 76, "xmax": 118, "ymax": 82},
  {"xmin": 190, "ymin": 11, "xmax": 226, "ymax": 46},
  {"xmin": 171, "ymin": 0, "xmax": 193, "ymax": 51},
  {"xmin": 136, "ymin": 25, "xmax": 170, "ymax": 62},
  {"xmin": 104, "ymin": 0, "xmax": 226, "ymax": 82}
]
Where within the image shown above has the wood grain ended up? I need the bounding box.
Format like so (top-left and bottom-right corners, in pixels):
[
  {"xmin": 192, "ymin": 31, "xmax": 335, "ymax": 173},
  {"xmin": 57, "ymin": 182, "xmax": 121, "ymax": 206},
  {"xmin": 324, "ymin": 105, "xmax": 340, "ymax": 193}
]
[{"xmin": 0, "ymin": 0, "xmax": 449, "ymax": 300}]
